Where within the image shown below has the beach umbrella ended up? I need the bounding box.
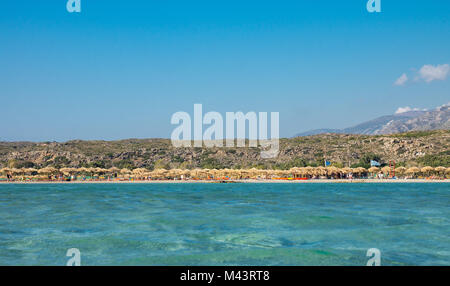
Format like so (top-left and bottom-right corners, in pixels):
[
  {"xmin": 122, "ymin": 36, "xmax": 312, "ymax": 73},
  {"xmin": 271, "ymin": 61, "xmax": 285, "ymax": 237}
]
[
  {"xmin": 214, "ymin": 169, "xmax": 224, "ymax": 179},
  {"xmin": 202, "ymin": 168, "xmax": 212, "ymax": 179},
  {"xmin": 304, "ymin": 166, "xmax": 314, "ymax": 177},
  {"xmin": 368, "ymin": 167, "xmax": 379, "ymax": 174},
  {"xmin": 257, "ymin": 169, "xmax": 268, "ymax": 179},
  {"xmin": 421, "ymin": 166, "xmax": 434, "ymax": 177},
  {"xmin": 341, "ymin": 167, "xmax": 352, "ymax": 176},
  {"xmin": 108, "ymin": 167, "xmax": 120, "ymax": 174},
  {"xmin": 228, "ymin": 168, "xmax": 238, "ymax": 178},
  {"xmin": 241, "ymin": 168, "xmax": 251, "ymax": 179},
  {"xmin": 445, "ymin": 167, "xmax": 450, "ymax": 176},
  {"xmin": 357, "ymin": 167, "xmax": 367, "ymax": 173},
  {"xmin": 228, "ymin": 168, "xmax": 237, "ymax": 178},
  {"xmin": 86, "ymin": 167, "xmax": 96, "ymax": 176},
  {"xmin": 264, "ymin": 169, "xmax": 273, "ymax": 179},
  {"xmin": 350, "ymin": 167, "xmax": 361, "ymax": 178},
  {"xmin": 38, "ymin": 167, "xmax": 59, "ymax": 175},
  {"xmin": 233, "ymin": 169, "xmax": 243, "ymax": 179},
  {"xmin": 381, "ymin": 166, "xmax": 391, "ymax": 175},
  {"xmin": 355, "ymin": 167, "xmax": 368, "ymax": 178},
  {"xmin": 289, "ymin": 167, "xmax": 300, "ymax": 178},
  {"xmin": 0, "ymin": 168, "xmax": 11, "ymax": 175},
  {"xmin": 395, "ymin": 167, "xmax": 407, "ymax": 177},
  {"xmin": 200, "ymin": 169, "xmax": 210, "ymax": 179},
  {"xmin": 132, "ymin": 168, "xmax": 148, "ymax": 175},
  {"xmin": 165, "ymin": 168, "xmax": 176, "ymax": 178},
  {"xmin": 326, "ymin": 166, "xmax": 339, "ymax": 177},
  {"xmin": 132, "ymin": 168, "xmax": 148, "ymax": 179},
  {"xmin": 147, "ymin": 170, "xmax": 158, "ymax": 179},
  {"xmin": 25, "ymin": 168, "xmax": 38, "ymax": 174},
  {"xmin": 434, "ymin": 166, "xmax": 446, "ymax": 177},
  {"xmin": 314, "ymin": 167, "xmax": 327, "ymax": 177},
  {"xmin": 406, "ymin": 167, "xmax": 420, "ymax": 178},
  {"xmin": 190, "ymin": 168, "xmax": 203, "ymax": 179},
  {"xmin": 10, "ymin": 168, "xmax": 22, "ymax": 175},
  {"xmin": 351, "ymin": 167, "xmax": 363, "ymax": 174},
  {"xmin": 221, "ymin": 168, "xmax": 232, "ymax": 179},
  {"xmin": 149, "ymin": 169, "xmax": 165, "ymax": 179},
  {"xmin": 239, "ymin": 169, "xmax": 249, "ymax": 179},
  {"xmin": 167, "ymin": 168, "xmax": 182, "ymax": 179},
  {"xmin": 298, "ymin": 167, "xmax": 309, "ymax": 177},
  {"xmin": 248, "ymin": 168, "xmax": 259, "ymax": 179},
  {"xmin": 176, "ymin": 168, "xmax": 187, "ymax": 179},
  {"xmin": 180, "ymin": 169, "xmax": 190, "ymax": 179},
  {"xmin": 76, "ymin": 167, "xmax": 89, "ymax": 175},
  {"xmin": 94, "ymin": 167, "xmax": 107, "ymax": 175},
  {"xmin": 107, "ymin": 167, "xmax": 120, "ymax": 178},
  {"xmin": 274, "ymin": 169, "xmax": 285, "ymax": 177},
  {"xmin": 275, "ymin": 169, "xmax": 286, "ymax": 178},
  {"xmin": 207, "ymin": 169, "xmax": 218, "ymax": 179},
  {"xmin": 120, "ymin": 168, "xmax": 132, "ymax": 174},
  {"xmin": 60, "ymin": 168, "xmax": 74, "ymax": 176},
  {"xmin": 239, "ymin": 168, "xmax": 247, "ymax": 176},
  {"xmin": 154, "ymin": 168, "xmax": 168, "ymax": 179}
]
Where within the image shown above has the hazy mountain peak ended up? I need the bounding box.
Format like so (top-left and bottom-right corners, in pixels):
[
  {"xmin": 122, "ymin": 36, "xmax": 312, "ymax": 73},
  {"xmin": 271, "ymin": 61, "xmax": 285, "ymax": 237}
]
[{"xmin": 295, "ymin": 104, "xmax": 449, "ymax": 137}]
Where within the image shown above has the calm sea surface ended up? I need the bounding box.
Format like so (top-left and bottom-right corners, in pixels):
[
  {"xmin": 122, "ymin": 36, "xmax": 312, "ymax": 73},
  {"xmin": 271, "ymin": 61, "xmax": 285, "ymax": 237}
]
[{"xmin": 0, "ymin": 183, "xmax": 449, "ymax": 265}]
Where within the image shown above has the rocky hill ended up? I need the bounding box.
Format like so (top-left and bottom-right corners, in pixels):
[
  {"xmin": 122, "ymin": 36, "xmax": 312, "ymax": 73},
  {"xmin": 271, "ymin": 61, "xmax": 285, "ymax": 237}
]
[
  {"xmin": 1, "ymin": 130, "xmax": 448, "ymax": 169},
  {"xmin": 296, "ymin": 104, "xmax": 450, "ymax": 136}
]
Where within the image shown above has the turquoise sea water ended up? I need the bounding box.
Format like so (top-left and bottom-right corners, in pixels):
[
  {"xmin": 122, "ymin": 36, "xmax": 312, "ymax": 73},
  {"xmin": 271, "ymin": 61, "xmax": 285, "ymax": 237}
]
[{"xmin": 0, "ymin": 183, "xmax": 449, "ymax": 266}]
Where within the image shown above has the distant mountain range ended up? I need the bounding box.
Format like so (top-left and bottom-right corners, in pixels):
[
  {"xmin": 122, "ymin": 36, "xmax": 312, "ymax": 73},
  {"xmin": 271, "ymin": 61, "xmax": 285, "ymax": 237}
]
[{"xmin": 295, "ymin": 103, "xmax": 450, "ymax": 137}]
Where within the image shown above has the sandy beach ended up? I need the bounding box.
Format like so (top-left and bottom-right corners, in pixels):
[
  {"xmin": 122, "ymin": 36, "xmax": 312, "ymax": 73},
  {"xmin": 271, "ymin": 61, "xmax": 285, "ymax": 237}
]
[{"xmin": 1, "ymin": 179, "xmax": 448, "ymax": 184}]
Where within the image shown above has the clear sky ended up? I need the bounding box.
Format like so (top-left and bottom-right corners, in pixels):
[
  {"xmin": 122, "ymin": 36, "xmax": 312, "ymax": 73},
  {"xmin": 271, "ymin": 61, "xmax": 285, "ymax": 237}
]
[{"xmin": 1, "ymin": 0, "xmax": 449, "ymax": 141}]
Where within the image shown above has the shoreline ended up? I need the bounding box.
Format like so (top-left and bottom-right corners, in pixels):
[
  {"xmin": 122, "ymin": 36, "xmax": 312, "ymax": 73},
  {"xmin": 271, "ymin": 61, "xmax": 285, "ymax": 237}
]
[{"xmin": 0, "ymin": 179, "xmax": 448, "ymax": 184}]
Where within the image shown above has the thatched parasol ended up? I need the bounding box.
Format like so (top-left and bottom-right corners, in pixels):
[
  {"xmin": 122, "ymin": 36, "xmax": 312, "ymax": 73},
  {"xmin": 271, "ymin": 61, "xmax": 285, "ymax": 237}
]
[
  {"xmin": 420, "ymin": 166, "xmax": 434, "ymax": 176},
  {"xmin": 246, "ymin": 168, "xmax": 259, "ymax": 179},
  {"xmin": 341, "ymin": 167, "xmax": 352, "ymax": 176},
  {"xmin": 381, "ymin": 166, "xmax": 391, "ymax": 175},
  {"xmin": 86, "ymin": 167, "xmax": 96, "ymax": 175},
  {"xmin": 406, "ymin": 167, "xmax": 420, "ymax": 177},
  {"xmin": 77, "ymin": 167, "xmax": 89, "ymax": 175},
  {"xmin": 434, "ymin": 166, "xmax": 446, "ymax": 177},
  {"xmin": 26, "ymin": 168, "xmax": 38, "ymax": 174},
  {"xmin": 368, "ymin": 167, "xmax": 380, "ymax": 174},
  {"xmin": 395, "ymin": 166, "xmax": 407, "ymax": 176},
  {"xmin": 326, "ymin": 166, "xmax": 339, "ymax": 177},
  {"xmin": 108, "ymin": 167, "xmax": 120, "ymax": 174},
  {"xmin": 38, "ymin": 167, "xmax": 59, "ymax": 175},
  {"xmin": 132, "ymin": 168, "xmax": 148, "ymax": 175},
  {"xmin": 10, "ymin": 168, "xmax": 22, "ymax": 175},
  {"xmin": 154, "ymin": 168, "xmax": 168, "ymax": 179},
  {"xmin": 60, "ymin": 168, "xmax": 76, "ymax": 176},
  {"xmin": 0, "ymin": 168, "xmax": 11, "ymax": 175},
  {"xmin": 120, "ymin": 168, "xmax": 132, "ymax": 174}
]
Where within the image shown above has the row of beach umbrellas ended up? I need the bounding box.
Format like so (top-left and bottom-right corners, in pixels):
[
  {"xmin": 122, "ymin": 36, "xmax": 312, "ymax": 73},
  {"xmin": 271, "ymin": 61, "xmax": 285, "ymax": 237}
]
[{"xmin": 0, "ymin": 166, "xmax": 449, "ymax": 179}]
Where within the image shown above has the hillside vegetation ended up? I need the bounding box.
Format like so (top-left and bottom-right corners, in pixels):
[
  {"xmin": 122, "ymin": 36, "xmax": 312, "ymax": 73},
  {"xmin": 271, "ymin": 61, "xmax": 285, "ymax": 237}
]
[{"xmin": 1, "ymin": 130, "xmax": 448, "ymax": 170}]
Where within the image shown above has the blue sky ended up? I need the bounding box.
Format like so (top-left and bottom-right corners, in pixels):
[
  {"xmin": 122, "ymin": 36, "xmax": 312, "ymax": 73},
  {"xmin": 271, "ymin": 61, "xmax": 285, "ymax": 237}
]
[{"xmin": 1, "ymin": 0, "xmax": 449, "ymax": 141}]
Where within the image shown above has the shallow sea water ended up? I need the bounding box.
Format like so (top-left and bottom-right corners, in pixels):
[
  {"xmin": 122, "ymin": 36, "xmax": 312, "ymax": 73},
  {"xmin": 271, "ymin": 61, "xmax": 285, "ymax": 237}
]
[{"xmin": 0, "ymin": 183, "xmax": 448, "ymax": 265}]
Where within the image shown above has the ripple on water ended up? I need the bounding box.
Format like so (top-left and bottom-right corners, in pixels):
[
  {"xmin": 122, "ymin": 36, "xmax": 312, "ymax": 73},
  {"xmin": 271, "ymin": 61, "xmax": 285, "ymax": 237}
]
[{"xmin": 0, "ymin": 182, "xmax": 448, "ymax": 265}]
